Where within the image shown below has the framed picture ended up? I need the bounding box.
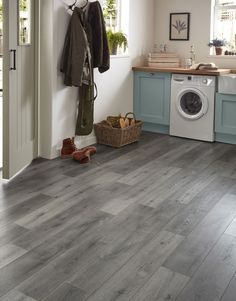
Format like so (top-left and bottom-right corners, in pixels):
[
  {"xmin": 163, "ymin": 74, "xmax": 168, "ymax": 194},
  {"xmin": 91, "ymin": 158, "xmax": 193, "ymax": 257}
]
[{"xmin": 169, "ymin": 13, "xmax": 190, "ymax": 41}]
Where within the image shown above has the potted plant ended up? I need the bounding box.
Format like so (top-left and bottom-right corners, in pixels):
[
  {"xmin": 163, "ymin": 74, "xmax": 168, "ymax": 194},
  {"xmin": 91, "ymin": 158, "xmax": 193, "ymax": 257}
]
[
  {"xmin": 208, "ymin": 38, "xmax": 227, "ymax": 55},
  {"xmin": 106, "ymin": 30, "xmax": 128, "ymax": 55}
]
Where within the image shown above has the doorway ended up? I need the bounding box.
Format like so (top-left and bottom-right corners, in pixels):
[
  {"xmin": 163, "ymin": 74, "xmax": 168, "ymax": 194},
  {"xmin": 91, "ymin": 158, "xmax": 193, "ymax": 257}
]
[{"xmin": 2, "ymin": 0, "xmax": 38, "ymax": 179}]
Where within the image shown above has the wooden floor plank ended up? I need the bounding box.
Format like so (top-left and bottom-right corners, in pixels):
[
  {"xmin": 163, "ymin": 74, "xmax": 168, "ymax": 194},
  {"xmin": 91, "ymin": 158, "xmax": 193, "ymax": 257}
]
[
  {"xmin": 86, "ymin": 231, "xmax": 184, "ymax": 301},
  {"xmin": 165, "ymin": 176, "xmax": 235, "ymax": 236},
  {"xmin": 0, "ymin": 244, "xmax": 27, "ymax": 269},
  {"xmin": 14, "ymin": 201, "xmax": 111, "ymax": 251},
  {"xmin": 163, "ymin": 193, "xmax": 236, "ymax": 277},
  {"xmin": 43, "ymin": 282, "xmax": 85, "ymax": 301},
  {"xmin": 176, "ymin": 234, "xmax": 236, "ymax": 301},
  {"xmin": 131, "ymin": 266, "xmax": 189, "ymax": 301},
  {"xmin": 0, "ymin": 290, "xmax": 37, "ymax": 301},
  {"xmin": 100, "ymin": 196, "xmax": 136, "ymax": 215},
  {"xmin": 0, "ymin": 194, "xmax": 53, "ymax": 228},
  {"xmin": 17, "ymin": 264, "xmax": 73, "ymax": 301},
  {"xmin": 139, "ymin": 168, "xmax": 195, "ymax": 208},
  {"xmin": 221, "ymin": 275, "xmax": 236, "ymax": 301},
  {"xmin": 0, "ymin": 224, "xmax": 30, "ymax": 248},
  {"xmin": 0, "ymin": 251, "xmax": 46, "ymax": 298},
  {"xmin": 0, "ymin": 191, "xmax": 40, "ymax": 213},
  {"xmin": 225, "ymin": 214, "xmax": 236, "ymax": 237}
]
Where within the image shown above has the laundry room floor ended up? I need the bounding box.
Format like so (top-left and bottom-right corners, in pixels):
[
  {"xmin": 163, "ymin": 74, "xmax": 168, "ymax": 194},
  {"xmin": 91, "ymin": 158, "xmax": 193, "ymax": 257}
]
[{"xmin": 0, "ymin": 132, "xmax": 236, "ymax": 301}]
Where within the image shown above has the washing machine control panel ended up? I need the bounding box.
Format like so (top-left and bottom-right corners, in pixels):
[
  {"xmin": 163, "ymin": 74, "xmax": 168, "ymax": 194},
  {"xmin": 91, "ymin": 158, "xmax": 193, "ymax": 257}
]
[
  {"xmin": 172, "ymin": 74, "xmax": 215, "ymax": 87},
  {"xmin": 185, "ymin": 76, "xmax": 208, "ymax": 85}
]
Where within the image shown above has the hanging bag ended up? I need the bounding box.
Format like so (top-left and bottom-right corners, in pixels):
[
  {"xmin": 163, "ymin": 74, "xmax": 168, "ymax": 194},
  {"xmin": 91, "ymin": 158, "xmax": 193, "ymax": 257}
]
[{"xmin": 75, "ymin": 82, "xmax": 98, "ymax": 136}]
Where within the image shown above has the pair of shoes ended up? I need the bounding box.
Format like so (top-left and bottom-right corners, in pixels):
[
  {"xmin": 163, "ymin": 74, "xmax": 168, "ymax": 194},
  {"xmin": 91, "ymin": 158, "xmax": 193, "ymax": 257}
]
[
  {"xmin": 72, "ymin": 146, "xmax": 97, "ymax": 164},
  {"xmin": 60, "ymin": 137, "xmax": 97, "ymax": 164},
  {"xmin": 61, "ymin": 137, "xmax": 77, "ymax": 158}
]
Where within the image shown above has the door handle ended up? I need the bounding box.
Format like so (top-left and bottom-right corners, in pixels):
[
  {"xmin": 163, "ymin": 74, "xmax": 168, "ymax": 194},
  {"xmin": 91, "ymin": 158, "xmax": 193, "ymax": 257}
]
[
  {"xmin": 173, "ymin": 78, "xmax": 184, "ymax": 82},
  {"xmin": 10, "ymin": 49, "xmax": 16, "ymax": 70}
]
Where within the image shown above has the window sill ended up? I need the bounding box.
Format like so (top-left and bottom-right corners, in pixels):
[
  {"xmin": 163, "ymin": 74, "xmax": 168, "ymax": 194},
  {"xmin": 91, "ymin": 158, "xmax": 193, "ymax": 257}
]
[
  {"xmin": 110, "ymin": 54, "xmax": 130, "ymax": 59},
  {"xmin": 207, "ymin": 55, "xmax": 236, "ymax": 59}
]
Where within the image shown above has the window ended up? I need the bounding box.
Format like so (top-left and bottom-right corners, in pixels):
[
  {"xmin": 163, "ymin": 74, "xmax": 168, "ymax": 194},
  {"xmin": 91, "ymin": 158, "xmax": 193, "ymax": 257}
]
[
  {"xmin": 102, "ymin": 0, "xmax": 128, "ymax": 55},
  {"xmin": 213, "ymin": 0, "xmax": 236, "ymax": 51},
  {"xmin": 103, "ymin": 0, "xmax": 120, "ymax": 32}
]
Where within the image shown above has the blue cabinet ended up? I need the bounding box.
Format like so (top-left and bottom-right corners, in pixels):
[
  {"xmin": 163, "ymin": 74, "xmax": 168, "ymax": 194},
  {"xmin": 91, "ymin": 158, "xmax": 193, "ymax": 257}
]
[
  {"xmin": 215, "ymin": 93, "xmax": 236, "ymax": 144},
  {"xmin": 133, "ymin": 71, "xmax": 171, "ymax": 134}
]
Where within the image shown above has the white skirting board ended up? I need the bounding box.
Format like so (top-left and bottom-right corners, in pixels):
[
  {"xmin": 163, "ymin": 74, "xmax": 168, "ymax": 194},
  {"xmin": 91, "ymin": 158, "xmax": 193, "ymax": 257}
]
[
  {"xmin": 75, "ymin": 133, "xmax": 97, "ymax": 149},
  {"xmin": 51, "ymin": 132, "xmax": 97, "ymax": 159}
]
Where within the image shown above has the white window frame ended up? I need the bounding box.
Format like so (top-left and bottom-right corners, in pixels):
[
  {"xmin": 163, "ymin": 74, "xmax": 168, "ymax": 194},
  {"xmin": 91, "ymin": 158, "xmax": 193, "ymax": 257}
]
[
  {"xmin": 211, "ymin": 0, "xmax": 236, "ymax": 53},
  {"xmin": 102, "ymin": 0, "xmax": 129, "ymax": 56}
]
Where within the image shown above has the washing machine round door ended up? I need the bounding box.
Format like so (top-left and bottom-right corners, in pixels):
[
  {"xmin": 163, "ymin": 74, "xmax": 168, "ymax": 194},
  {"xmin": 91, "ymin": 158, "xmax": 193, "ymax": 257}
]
[{"xmin": 176, "ymin": 88, "xmax": 208, "ymax": 120}]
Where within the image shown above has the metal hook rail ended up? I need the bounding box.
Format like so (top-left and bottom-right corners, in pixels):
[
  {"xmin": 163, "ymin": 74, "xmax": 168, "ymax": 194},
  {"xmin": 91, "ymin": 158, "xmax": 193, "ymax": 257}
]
[{"xmin": 68, "ymin": 0, "xmax": 88, "ymax": 11}]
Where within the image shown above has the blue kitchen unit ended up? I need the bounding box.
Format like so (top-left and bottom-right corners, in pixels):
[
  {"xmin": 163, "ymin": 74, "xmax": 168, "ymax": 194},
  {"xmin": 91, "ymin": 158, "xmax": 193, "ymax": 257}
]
[
  {"xmin": 133, "ymin": 71, "xmax": 171, "ymax": 134},
  {"xmin": 215, "ymin": 93, "xmax": 236, "ymax": 144}
]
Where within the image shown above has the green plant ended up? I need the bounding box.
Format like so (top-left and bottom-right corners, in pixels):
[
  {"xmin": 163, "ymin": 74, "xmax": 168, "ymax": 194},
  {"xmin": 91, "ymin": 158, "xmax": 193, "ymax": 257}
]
[
  {"xmin": 208, "ymin": 38, "xmax": 227, "ymax": 47},
  {"xmin": 0, "ymin": 2, "xmax": 2, "ymax": 22},
  {"xmin": 107, "ymin": 30, "xmax": 128, "ymax": 55},
  {"xmin": 19, "ymin": 0, "xmax": 28, "ymax": 11}
]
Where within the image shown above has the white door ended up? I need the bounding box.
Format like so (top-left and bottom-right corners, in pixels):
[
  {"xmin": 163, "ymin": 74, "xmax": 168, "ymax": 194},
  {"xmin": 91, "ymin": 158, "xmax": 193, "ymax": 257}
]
[{"xmin": 3, "ymin": 0, "xmax": 38, "ymax": 179}]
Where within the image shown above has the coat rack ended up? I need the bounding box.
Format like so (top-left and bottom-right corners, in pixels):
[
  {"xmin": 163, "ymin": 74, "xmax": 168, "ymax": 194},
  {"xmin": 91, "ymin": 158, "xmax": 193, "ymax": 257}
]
[{"xmin": 68, "ymin": 0, "xmax": 88, "ymax": 11}]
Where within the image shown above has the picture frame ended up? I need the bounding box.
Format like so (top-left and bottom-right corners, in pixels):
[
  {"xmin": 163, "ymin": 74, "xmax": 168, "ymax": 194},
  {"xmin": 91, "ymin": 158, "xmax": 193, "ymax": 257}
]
[{"xmin": 169, "ymin": 13, "xmax": 190, "ymax": 41}]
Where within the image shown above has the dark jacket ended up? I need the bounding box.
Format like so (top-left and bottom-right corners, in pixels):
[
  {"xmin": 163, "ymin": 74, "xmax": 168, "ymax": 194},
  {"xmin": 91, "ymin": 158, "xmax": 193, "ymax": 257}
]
[
  {"xmin": 84, "ymin": 1, "xmax": 110, "ymax": 73},
  {"xmin": 60, "ymin": 2, "xmax": 110, "ymax": 87},
  {"xmin": 60, "ymin": 7, "xmax": 92, "ymax": 87}
]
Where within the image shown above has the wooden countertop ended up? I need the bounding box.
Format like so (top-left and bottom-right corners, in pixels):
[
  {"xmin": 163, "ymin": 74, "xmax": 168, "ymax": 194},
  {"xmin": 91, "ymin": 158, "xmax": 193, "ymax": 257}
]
[{"xmin": 132, "ymin": 66, "xmax": 231, "ymax": 76}]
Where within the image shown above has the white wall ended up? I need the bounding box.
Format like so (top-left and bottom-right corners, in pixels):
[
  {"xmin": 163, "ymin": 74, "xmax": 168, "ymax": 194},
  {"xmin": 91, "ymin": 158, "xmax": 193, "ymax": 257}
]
[
  {"xmin": 39, "ymin": 0, "xmax": 54, "ymax": 158},
  {"xmin": 40, "ymin": 0, "xmax": 155, "ymax": 158},
  {"xmin": 154, "ymin": 0, "xmax": 236, "ymax": 69}
]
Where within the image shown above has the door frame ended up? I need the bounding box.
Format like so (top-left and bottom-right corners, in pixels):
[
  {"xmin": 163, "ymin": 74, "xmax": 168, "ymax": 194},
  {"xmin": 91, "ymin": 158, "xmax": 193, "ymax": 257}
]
[{"xmin": 2, "ymin": 0, "xmax": 40, "ymax": 179}]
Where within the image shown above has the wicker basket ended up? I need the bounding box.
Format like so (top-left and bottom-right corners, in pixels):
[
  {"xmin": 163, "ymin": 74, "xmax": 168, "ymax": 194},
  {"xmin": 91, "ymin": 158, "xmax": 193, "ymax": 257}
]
[{"xmin": 94, "ymin": 112, "xmax": 143, "ymax": 148}]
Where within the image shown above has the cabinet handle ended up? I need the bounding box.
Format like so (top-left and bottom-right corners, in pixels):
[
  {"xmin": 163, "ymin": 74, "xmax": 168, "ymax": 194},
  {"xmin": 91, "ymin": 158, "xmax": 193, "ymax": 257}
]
[
  {"xmin": 10, "ymin": 49, "xmax": 16, "ymax": 70},
  {"xmin": 150, "ymin": 73, "xmax": 155, "ymax": 76}
]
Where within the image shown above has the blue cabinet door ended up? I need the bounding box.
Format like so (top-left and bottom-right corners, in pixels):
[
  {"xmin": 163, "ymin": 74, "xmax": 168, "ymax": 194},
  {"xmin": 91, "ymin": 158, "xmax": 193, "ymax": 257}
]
[
  {"xmin": 133, "ymin": 72, "xmax": 171, "ymax": 133},
  {"xmin": 215, "ymin": 93, "xmax": 236, "ymax": 144}
]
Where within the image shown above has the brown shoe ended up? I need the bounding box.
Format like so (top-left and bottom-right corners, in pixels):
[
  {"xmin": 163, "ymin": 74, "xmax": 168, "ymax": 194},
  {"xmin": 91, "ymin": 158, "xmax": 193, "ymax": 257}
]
[
  {"xmin": 61, "ymin": 137, "xmax": 77, "ymax": 158},
  {"xmin": 81, "ymin": 146, "xmax": 97, "ymax": 156},
  {"xmin": 72, "ymin": 149, "xmax": 90, "ymax": 164}
]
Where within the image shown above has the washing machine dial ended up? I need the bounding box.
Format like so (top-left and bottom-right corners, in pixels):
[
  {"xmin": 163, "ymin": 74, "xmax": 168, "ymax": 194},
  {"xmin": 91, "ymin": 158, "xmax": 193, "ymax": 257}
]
[{"xmin": 202, "ymin": 79, "xmax": 208, "ymax": 84}]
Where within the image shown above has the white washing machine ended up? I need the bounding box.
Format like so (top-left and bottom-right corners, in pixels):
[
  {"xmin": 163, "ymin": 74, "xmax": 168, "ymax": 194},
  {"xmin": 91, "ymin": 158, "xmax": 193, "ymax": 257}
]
[{"xmin": 170, "ymin": 74, "xmax": 216, "ymax": 142}]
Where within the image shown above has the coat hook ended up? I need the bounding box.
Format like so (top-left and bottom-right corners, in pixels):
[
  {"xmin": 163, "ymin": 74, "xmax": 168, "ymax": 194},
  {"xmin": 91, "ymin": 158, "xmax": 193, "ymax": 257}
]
[{"xmin": 68, "ymin": 0, "xmax": 77, "ymax": 11}]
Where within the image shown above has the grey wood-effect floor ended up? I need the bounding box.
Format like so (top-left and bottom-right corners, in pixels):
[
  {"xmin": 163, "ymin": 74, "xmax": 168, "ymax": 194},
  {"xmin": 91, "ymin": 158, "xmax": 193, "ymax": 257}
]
[{"xmin": 0, "ymin": 132, "xmax": 236, "ymax": 301}]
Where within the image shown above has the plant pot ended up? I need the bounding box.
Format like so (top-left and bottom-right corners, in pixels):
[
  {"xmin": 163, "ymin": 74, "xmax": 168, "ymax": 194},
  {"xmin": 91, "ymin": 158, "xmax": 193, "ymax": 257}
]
[
  {"xmin": 110, "ymin": 45, "xmax": 118, "ymax": 55},
  {"xmin": 215, "ymin": 47, "xmax": 223, "ymax": 55}
]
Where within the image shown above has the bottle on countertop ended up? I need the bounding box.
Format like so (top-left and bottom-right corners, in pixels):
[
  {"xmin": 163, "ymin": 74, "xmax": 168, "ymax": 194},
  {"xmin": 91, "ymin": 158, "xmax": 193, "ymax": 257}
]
[
  {"xmin": 190, "ymin": 45, "xmax": 196, "ymax": 66},
  {"xmin": 159, "ymin": 44, "xmax": 164, "ymax": 53},
  {"xmin": 154, "ymin": 43, "xmax": 158, "ymax": 53}
]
